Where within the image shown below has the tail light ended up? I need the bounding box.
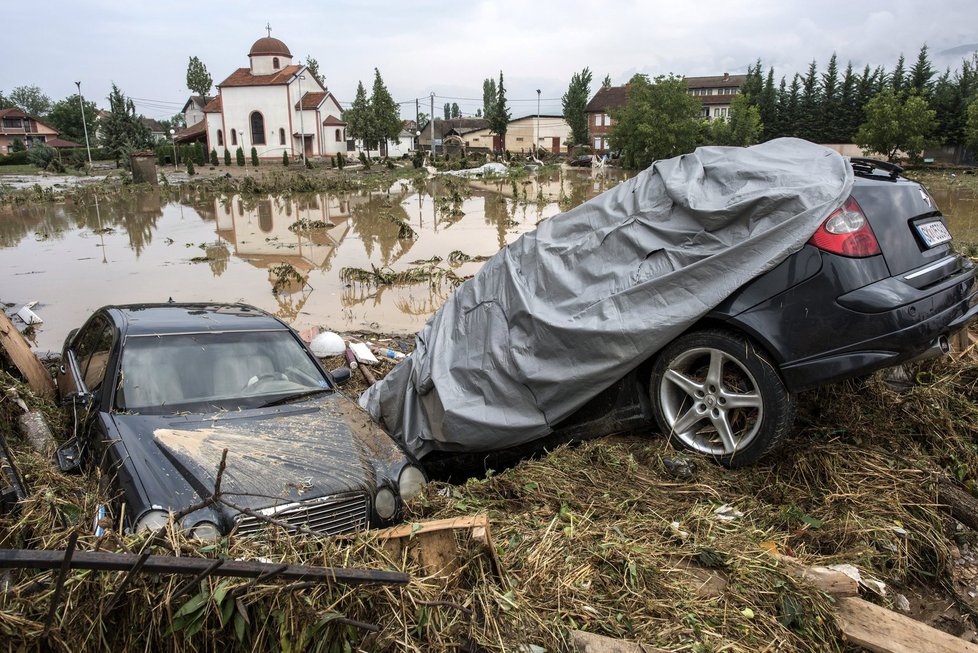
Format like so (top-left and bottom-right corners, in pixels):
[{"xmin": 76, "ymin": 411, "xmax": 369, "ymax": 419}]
[{"xmin": 808, "ymin": 196, "xmax": 881, "ymax": 257}]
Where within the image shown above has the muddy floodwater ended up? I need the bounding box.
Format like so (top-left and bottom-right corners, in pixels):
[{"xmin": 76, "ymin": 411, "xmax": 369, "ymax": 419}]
[{"xmin": 1, "ymin": 169, "xmax": 630, "ymax": 351}]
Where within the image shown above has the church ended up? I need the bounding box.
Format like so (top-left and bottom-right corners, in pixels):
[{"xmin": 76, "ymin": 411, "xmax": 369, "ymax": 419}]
[{"xmin": 201, "ymin": 33, "xmax": 348, "ymax": 161}]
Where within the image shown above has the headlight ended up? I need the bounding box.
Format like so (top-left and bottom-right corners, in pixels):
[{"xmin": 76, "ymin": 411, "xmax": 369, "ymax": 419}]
[
  {"xmin": 374, "ymin": 487, "xmax": 397, "ymax": 520},
  {"xmin": 134, "ymin": 509, "xmax": 169, "ymax": 532},
  {"xmin": 398, "ymin": 465, "xmax": 427, "ymax": 502},
  {"xmin": 191, "ymin": 520, "xmax": 221, "ymax": 542}
]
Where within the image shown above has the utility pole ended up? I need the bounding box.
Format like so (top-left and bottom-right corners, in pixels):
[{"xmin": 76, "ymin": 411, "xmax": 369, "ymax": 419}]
[
  {"xmin": 415, "ymin": 98, "xmax": 420, "ymax": 151},
  {"xmin": 75, "ymin": 81, "xmax": 93, "ymax": 169},
  {"xmin": 297, "ymin": 74, "xmax": 306, "ymax": 163},
  {"xmin": 430, "ymin": 93, "xmax": 435, "ymax": 157},
  {"xmin": 536, "ymin": 89, "xmax": 541, "ymax": 156}
]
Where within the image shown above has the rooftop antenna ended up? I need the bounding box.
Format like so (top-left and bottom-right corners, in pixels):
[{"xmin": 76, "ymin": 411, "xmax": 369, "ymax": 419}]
[{"xmin": 265, "ymin": 22, "xmax": 272, "ymax": 37}]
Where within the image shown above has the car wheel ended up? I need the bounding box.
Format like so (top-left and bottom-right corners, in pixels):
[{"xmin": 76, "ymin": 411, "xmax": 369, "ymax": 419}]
[{"xmin": 650, "ymin": 329, "xmax": 795, "ymax": 467}]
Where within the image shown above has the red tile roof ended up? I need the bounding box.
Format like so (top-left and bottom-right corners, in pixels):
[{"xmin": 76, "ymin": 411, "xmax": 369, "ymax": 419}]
[
  {"xmin": 249, "ymin": 36, "xmax": 292, "ymax": 58},
  {"xmin": 585, "ymin": 86, "xmax": 629, "ymax": 113},
  {"xmin": 684, "ymin": 74, "xmax": 747, "ymax": 89},
  {"xmin": 218, "ymin": 65, "xmax": 302, "ymax": 88},
  {"xmin": 202, "ymin": 96, "xmax": 222, "ymax": 113},
  {"xmin": 322, "ymin": 115, "xmax": 346, "ymax": 126},
  {"xmin": 296, "ymin": 92, "xmax": 326, "ymax": 110},
  {"xmin": 47, "ymin": 138, "xmax": 81, "ymax": 148},
  {"xmin": 174, "ymin": 119, "xmax": 207, "ymax": 143}
]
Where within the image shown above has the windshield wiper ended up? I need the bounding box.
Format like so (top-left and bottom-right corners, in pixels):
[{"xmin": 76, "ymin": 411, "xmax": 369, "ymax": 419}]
[{"xmin": 261, "ymin": 388, "xmax": 331, "ymax": 408}]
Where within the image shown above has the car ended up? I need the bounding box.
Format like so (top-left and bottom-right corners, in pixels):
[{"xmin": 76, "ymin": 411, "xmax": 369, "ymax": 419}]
[
  {"xmin": 371, "ymin": 148, "xmax": 978, "ymax": 474},
  {"xmin": 55, "ymin": 303, "xmax": 427, "ymax": 539}
]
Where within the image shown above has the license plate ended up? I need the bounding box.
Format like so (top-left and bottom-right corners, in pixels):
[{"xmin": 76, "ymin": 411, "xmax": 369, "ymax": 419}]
[{"xmin": 915, "ymin": 220, "xmax": 952, "ymax": 247}]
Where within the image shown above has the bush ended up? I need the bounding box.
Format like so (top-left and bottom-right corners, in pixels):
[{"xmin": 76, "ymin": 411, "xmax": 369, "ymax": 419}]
[
  {"xmin": 27, "ymin": 145, "xmax": 57, "ymax": 169},
  {"xmin": 251, "ymin": 147, "xmax": 259, "ymax": 167},
  {"xmin": 224, "ymin": 149, "xmax": 231, "ymax": 166},
  {"xmin": 412, "ymin": 150, "xmax": 424, "ymax": 169},
  {"xmin": 46, "ymin": 158, "xmax": 65, "ymax": 173},
  {"xmin": 236, "ymin": 147, "xmax": 245, "ymax": 166},
  {"xmin": 194, "ymin": 142, "xmax": 205, "ymax": 165},
  {"xmin": 330, "ymin": 156, "xmax": 336, "ymax": 168},
  {"xmin": 282, "ymin": 151, "xmax": 289, "ymax": 166},
  {"xmin": 11, "ymin": 138, "xmax": 26, "ymax": 153},
  {"xmin": 358, "ymin": 151, "xmax": 370, "ymax": 169},
  {"xmin": 210, "ymin": 148, "xmax": 219, "ymax": 166},
  {"xmin": 187, "ymin": 159, "xmax": 195, "ymax": 175},
  {"xmin": 337, "ymin": 152, "xmax": 345, "ymax": 169},
  {"xmin": 0, "ymin": 150, "xmax": 30, "ymax": 166}
]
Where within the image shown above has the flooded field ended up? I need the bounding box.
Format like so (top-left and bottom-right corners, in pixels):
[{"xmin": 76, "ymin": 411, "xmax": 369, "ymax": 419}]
[{"xmin": 1, "ymin": 169, "xmax": 629, "ymax": 351}]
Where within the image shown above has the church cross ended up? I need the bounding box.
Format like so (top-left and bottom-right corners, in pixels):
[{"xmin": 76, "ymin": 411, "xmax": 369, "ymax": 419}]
[{"xmin": 265, "ymin": 22, "xmax": 272, "ymax": 37}]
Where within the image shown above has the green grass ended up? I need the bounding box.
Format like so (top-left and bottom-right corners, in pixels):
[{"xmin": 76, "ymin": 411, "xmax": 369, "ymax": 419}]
[{"xmin": 0, "ymin": 164, "xmax": 39, "ymax": 174}]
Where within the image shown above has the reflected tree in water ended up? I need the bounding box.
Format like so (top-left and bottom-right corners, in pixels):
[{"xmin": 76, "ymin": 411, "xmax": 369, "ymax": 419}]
[{"xmin": 349, "ymin": 190, "xmax": 415, "ymax": 265}]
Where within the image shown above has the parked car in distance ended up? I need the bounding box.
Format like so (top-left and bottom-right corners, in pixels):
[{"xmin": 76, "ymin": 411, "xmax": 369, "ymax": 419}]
[
  {"xmin": 523, "ymin": 157, "xmax": 978, "ymax": 468},
  {"xmin": 56, "ymin": 303, "xmax": 426, "ymax": 539}
]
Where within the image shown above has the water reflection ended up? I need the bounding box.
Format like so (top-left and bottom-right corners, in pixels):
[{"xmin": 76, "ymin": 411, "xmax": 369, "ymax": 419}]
[{"xmin": 1, "ymin": 168, "xmax": 634, "ymax": 350}]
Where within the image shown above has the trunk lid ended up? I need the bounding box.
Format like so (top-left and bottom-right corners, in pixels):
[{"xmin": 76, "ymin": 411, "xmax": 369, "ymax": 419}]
[{"xmin": 851, "ymin": 176, "xmax": 954, "ymax": 279}]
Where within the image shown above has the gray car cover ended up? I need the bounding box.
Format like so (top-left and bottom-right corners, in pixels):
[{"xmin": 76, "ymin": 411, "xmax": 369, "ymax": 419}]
[{"xmin": 359, "ymin": 138, "xmax": 854, "ymax": 457}]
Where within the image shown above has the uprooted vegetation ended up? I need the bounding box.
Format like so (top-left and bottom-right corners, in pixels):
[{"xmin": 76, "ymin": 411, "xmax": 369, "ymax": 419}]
[
  {"xmin": 339, "ymin": 264, "xmax": 463, "ymax": 289},
  {"xmin": 3, "ymin": 336, "xmax": 978, "ymax": 650}
]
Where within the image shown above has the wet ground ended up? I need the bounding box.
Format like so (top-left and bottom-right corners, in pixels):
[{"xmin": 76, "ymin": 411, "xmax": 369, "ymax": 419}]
[{"xmin": 0, "ymin": 168, "xmax": 629, "ymax": 351}]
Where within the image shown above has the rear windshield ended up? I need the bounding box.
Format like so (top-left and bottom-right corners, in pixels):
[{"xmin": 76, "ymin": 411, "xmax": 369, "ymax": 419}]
[{"xmin": 117, "ymin": 330, "xmax": 328, "ymax": 412}]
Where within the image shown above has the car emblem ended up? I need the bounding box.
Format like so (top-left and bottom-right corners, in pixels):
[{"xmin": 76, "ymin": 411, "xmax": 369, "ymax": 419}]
[{"xmin": 919, "ymin": 188, "xmax": 932, "ymax": 207}]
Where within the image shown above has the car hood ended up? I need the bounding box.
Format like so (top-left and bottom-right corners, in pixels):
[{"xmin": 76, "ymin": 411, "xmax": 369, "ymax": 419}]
[{"xmin": 113, "ymin": 393, "xmax": 406, "ymax": 517}]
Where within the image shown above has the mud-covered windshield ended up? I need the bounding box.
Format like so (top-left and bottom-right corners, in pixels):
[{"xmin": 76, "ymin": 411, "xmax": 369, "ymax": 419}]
[{"xmin": 117, "ymin": 330, "xmax": 328, "ymax": 412}]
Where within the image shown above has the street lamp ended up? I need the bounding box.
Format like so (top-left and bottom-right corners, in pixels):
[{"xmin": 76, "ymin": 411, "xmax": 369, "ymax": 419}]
[
  {"xmin": 297, "ymin": 74, "xmax": 306, "ymax": 162},
  {"xmin": 169, "ymin": 129, "xmax": 177, "ymax": 171},
  {"xmin": 536, "ymin": 89, "xmax": 541, "ymax": 157},
  {"xmin": 75, "ymin": 81, "xmax": 93, "ymax": 169}
]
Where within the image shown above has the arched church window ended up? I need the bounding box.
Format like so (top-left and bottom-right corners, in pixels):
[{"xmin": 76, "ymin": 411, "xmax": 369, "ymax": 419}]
[
  {"xmin": 217, "ymin": 129, "xmax": 223, "ymax": 146},
  {"xmin": 250, "ymin": 112, "xmax": 266, "ymax": 145},
  {"xmin": 279, "ymin": 128, "xmax": 286, "ymax": 145},
  {"xmin": 273, "ymin": 57, "xmax": 280, "ymax": 69}
]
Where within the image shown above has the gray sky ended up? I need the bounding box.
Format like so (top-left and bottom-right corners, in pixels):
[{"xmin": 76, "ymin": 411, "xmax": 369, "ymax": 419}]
[{"xmin": 4, "ymin": 0, "xmax": 977, "ymax": 121}]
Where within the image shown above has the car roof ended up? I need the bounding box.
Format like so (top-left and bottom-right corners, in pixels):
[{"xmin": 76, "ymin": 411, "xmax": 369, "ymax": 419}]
[{"xmin": 105, "ymin": 303, "xmax": 289, "ymax": 336}]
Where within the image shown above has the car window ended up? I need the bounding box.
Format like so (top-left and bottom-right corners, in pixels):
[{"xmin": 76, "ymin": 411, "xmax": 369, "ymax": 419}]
[
  {"xmin": 72, "ymin": 315, "xmax": 114, "ymax": 392},
  {"xmin": 118, "ymin": 330, "xmax": 328, "ymax": 412}
]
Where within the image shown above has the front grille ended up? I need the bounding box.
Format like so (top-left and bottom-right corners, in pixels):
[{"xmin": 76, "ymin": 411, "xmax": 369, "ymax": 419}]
[{"xmin": 234, "ymin": 493, "xmax": 369, "ymax": 536}]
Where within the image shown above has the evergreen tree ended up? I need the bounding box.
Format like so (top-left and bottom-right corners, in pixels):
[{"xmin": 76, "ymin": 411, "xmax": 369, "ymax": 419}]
[
  {"xmin": 798, "ymin": 61, "xmax": 821, "ymax": 141},
  {"xmin": 890, "ymin": 54, "xmax": 907, "ymax": 97},
  {"xmin": 759, "ymin": 68, "xmax": 778, "ymax": 140},
  {"xmin": 210, "ymin": 148, "xmax": 218, "ymax": 166},
  {"xmin": 820, "ymin": 54, "xmax": 840, "ymax": 141},
  {"xmin": 782, "ymin": 75, "xmax": 802, "ymax": 138},
  {"xmin": 837, "ymin": 62, "xmax": 859, "ymax": 143},
  {"xmin": 489, "ymin": 71, "xmax": 511, "ymax": 140},
  {"xmin": 909, "ymin": 45, "xmax": 935, "ymax": 98},
  {"xmin": 186, "ymin": 56, "xmax": 213, "ymax": 97},
  {"xmin": 562, "ymin": 67, "xmax": 593, "ymax": 147},
  {"xmin": 305, "ymin": 56, "xmax": 324, "ymax": 87},
  {"xmin": 236, "ymin": 147, "xmax": 245, "ymax": 166},
  {"xmin": 370, "ymin": 68, "xmax": 402, "ymax": 155},
  {"xmin": 224, "ymin": 149, "xmax": 231, "ymax": 165},
  {"xmin": 344, "ymin": 81, "xmax": 374, "ymax": 153},
  {"xmin": 100, "ymin": 83, "xmax": 152, "ymax": 163},
  {"xmin": 771, "ymin": 76, "xmax": 788, "ymax": 138},
  {"xmin": 741, "ymin": 60, "xmax": 764, "ymax": 101},
  {"xmin": 251, "ymin": 147, "xmax": 259, "ymax": 166}
]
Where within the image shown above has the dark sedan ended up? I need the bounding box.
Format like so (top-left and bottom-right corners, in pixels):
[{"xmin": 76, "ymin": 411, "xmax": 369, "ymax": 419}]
[{"xmin": 56, "ymin": 303, "xmax": 426, "ymax": 538}]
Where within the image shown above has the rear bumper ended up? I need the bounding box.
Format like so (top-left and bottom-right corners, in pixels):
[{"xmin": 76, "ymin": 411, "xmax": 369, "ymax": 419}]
[{"xmin": 778, "ymin": 271, "xmax": 978, "ymax": 391}]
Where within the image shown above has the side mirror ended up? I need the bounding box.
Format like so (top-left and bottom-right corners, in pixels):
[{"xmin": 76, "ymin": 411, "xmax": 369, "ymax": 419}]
[{"xmin": 328, "ymin": 367, "xmax": 351, "ymax": 386}]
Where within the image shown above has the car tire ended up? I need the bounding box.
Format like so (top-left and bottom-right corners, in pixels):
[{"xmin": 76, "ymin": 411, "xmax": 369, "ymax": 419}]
[{"xmin": 650, "ymin": 329, "xmax": 795, "ymax": 468}]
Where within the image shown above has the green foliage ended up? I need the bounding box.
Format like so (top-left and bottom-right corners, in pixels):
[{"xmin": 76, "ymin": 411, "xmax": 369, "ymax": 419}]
[
  {"xmin": 451, "ymin": 102, "xmax": 460, "ymax": 118},
  {"xmin": 909, "ymin": 45, "xmax": 936, "ymax": 98},
  {"xmin": 8, "ymin": 85, "xmax": 51, "ymax": 116},
  {"xmin": 250, "ymin": 147, "xmax": 259, "ymax": 166},
  {"xmin": 0, "ymin": 150, "xmax": 30, "ymax": 166},
  {"xmin": 282, "ymin": 150, "xmax": 289, "ymax": 166},
  {"xmin": 186, "ymin": 158, "xmax": 195, "ymax": 175},
  {"xmin": 708, "ymin": 95, "xmax": 762, "ymax": 146},
  {"xmin": 485, "ymin": 71, "xmax": 511, "ymax": 139},
  {"xmin": 10, "ymin": 138, "xmax": 25, "ymax": 152},
  {"xmin": 964, "ymin": 97, "xmax": 978, "ymax": 154},
  {"xmin": 370, "ymin": 68, "xmax": 402, "ymax": 152},
  {"xmin": 47, "ymin": 94, "xmax": 98, "ymax": 144},
  {"xmin": 482, "ymin": 78, "xmax": 497, "ymax": 123},
  {"xmin": 855, "ymin": 89, "xmax": 938, "ymax": 162},
  {"xmin": 305, "ymin": 55, "xmax": 323, "ymax": 86},
  {"xmin": 562, "ymin": 67, "xmax": 593, "ymax": 147},
  {"xmin": 210, "ymin": 148, "xmax": 218, "ymax": 166},
  {"xmin": 193, "ymin": 141, "xmax": 205, "ymax": 165},
  {"xmin": 343, "ymin": 81, "xmax": 373, "ymax": 153},
  {"xmin": 99, "ymin": 83, "xmax": 153, "ymax": 163},
  {"xmin": 26, "ymin": 145, "xmax": 57, "ymax": 169},
  {"xmin": 443, "ymin": 102, "xmax": 451, "ymax": 120},
  {"xmin": 358, "ymin": 151, "xmax": 370, "ymax": 168},
  {"xmin": 223, "ymin": 149, "xmax": 231, "ymax": 166},
  {"xmin": 609, "ymin": 73, "xmax": 703, "ymax": 169},
  {"xmin": 337, "ymin": 152, "xmax": 345, "ymax": 169},
  {"xmin": 186, "ymin": 56, "xmax": 213, "ymax": 97},
  {"xmin": 602, "ymin": 74, "xmax": 612, "ymax": 88},
  {"xmin": 235, "ymin": 147, "xmax": 245, "ymax": 166}
]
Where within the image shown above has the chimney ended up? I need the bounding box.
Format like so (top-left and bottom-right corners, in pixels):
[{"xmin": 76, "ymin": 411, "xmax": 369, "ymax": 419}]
[{"xmin": 723, "ymin": 72, "xmax": 729, "ymax": 81}]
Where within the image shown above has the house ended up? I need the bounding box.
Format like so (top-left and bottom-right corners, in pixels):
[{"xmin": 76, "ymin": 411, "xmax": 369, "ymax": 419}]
[
  {"xmin": 460, "ymin": 115, "xmax": 572, "ymax": 155},
  {"xmin": 417, "ymin": 117, "xmax": 490, "ymax": 153},
  {"xmin": 140, "ymin": 117, "xmax": 167, "ymax": 143},
  {"xmin": 182, "ymin": 95, "xmax": 214, "ymax": 130},
  {"xmin": 685, "ymin": 73, "xmax": 747, "ymax": 121},
  {"xmin": 584, "ymin": 85, "xmax": 628, "ymax": 154},
  {"xmin": 203, "ymin": 34, "xmax": 348, "ymax": 160},
  {"xmin": 0, "ymin": 108, "xmax": 60, "ymax": 155}
]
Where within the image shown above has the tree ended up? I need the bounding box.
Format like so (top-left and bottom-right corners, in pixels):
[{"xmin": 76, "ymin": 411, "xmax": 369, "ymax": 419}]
[
  {"xmin": 602, "ymin": 75, "xmax": 612, "ymax": 88},
  {"xmin": 343, "ymin": 81, "xmax": 374, "ymax": 152},
  {"xmin": 186, "ymin": 56, "xmax": 213, "ymax": 97},
  {"xmin": 100, "ymin": 83, "xmax": 152, "ymax": 163},
  {"xmin": 855, "ymin": 89, "xmax": 937, "ymax": 162},
  {"xmin": 370, "ymin": 68, "xmax": 402, "ymax": 154},
  {"xmin": 482, "ymin": 78, "xmax": 497, "ymax": 121},
  {"xmin": 798, "ymin": 61, "xmax": 821, "ymax": 141},
  {"xmin": 758, "ymin": 68, "xmax": 778, "ymax": 140},
  {"xmin": 890, "ymin": 54, "xmax": 907, "ymax": 97},
  {"xmin": 443, "ymin": 103, "xmax": 451, "ymax": 120},
  {"xmin": 562, "ymin": 67, "xmax": 593, "ymax": 146},
  {"xmin": 0, "ymin": 90, "xmax": 12, "ymax": 110},
  {"xmin": 305, "ymin": 56, "xmax": 324, "ymax": 87},
  {"xmin": 609, "ymin": 73, "xmax": 702, "ymax": 169},
  {"xmin": 487, "ymin": 71, "xmax": 511, "ymax": 140},
  {"xmin": 965, "ymin": 96, "xmax": 978, "ymax": 153},
  {"xmin": 820, "ymin": 54, "xmax": 840, "ymax": 141},
  {"xmin": 46, "ymin": 94, "xmax": 98, "ymax": 144},
  {"xmin": 9, "ymin": 85, "xmax": 51, "ymax": 116},
  {"xmin": 224, "ymin": 148, "xmax": 231, "ymax": 165},
  {"xmin": 909, "ymin": 45, "xmax": 935, "ymax": 98},
  {"xmin": 451, "ymin": 102, "xmax": 461, "ymax": 118},
  {"xmin": 709, "ymin": 95, "xmax": 762, "ymax": 146}
]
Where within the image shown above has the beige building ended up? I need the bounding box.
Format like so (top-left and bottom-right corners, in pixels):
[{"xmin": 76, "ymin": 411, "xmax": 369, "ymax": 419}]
[{"xmin": 462, "ymin": 115, "xmax": 572, "ymax": 155}]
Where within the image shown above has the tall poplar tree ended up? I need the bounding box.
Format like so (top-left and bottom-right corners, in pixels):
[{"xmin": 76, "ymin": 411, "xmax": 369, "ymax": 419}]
[
  {"xmin": 186, "ymin": 56, "xmax": 213, "ymax": 97},
  {"xmin": 562, "ymin": 67, "xmax": 593, "ymax": 146}
]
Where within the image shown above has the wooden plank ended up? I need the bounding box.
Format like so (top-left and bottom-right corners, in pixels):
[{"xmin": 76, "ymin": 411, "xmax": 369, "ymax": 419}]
[
  {"xmin": 0, "ymin": 549, "xmax": 408, "ymax": 585},
  {"xmin": 374, "ymin": 514, "xmax": 490, "ymax": 540},
  {"xmin": 374, "ymin": 514, "xmax": 502, "ymax": 580},
  {"xmin": 569, "ymin": 630, "xmax": 670, "ymax": 653},
  {"xmin": 765, "ymin": 551, "xmax": 858, "ymax": 596},
  {"xmin": 0, "ymin": 311, "xmax": 55, "ymax": 399},
  {"xmin": 835, "ymin": 596, "xmax": 978, "ymax": 653}
]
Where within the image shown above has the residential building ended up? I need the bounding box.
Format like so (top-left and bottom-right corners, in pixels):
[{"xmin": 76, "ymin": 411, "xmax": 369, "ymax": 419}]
[
  {"xmin": 417, "ymin": 117, "xmax": 490, "ymax": 153},
  {"xmin": 685, "ymin": 73, "xmax": 747, "ymax": 121},
  {"xmin": 462, "ymin": 115, "xmax": 572, "ymax": 154},
  {"xmin": 182, "ymin": 95, "xmax": 214, "ymax": 130},
  {"xmin": 201, "ymin": 34, "xmax": 348, "ymax": 160},
  {"xmin": 140, "ymin": 117, "xmax": 167, "ymax": 143},
  {"xmin": 0, "ymin": 108, "xmax": 60, "ymax": 154},
  {"xmin": 584, "ymin": 85, "xmax": 628, "ymax": 154}
]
